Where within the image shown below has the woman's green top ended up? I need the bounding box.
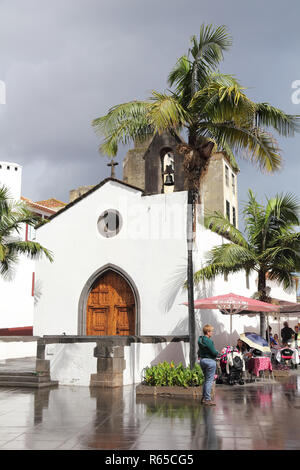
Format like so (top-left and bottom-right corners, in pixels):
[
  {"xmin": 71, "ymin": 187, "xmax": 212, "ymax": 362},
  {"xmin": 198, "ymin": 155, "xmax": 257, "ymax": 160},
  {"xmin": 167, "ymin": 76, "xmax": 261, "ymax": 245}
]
[{"xmin": 197, "ymin": 335, "xmax": 218, "ymax": 359}]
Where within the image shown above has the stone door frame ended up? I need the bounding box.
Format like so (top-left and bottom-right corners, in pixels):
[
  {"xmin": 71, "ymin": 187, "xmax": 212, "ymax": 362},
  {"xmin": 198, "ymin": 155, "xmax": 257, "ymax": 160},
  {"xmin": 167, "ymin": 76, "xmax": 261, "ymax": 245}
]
[{"xmin": 78, "ymin": 264, "xmax": 141, "ymax": 336}]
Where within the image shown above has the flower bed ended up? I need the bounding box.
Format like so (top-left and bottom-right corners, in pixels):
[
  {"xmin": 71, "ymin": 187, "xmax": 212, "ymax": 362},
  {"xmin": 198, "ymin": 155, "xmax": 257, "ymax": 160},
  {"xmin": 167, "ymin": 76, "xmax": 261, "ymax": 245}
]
[
  {"xmin": 136, "ymin": 361, "xmax": 213, "ymax": 400},
  {"xmin": 143, "ymin": 361, "xmax": 204, "ymax": 387}
]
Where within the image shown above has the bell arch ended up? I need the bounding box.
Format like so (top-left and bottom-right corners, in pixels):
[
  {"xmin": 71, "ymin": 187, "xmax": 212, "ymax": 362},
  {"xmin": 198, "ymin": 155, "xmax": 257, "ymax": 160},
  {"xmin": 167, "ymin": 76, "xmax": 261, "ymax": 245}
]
[{"xmin": 78, "ymin": 264, "xmax": 141, "ymax": 335}]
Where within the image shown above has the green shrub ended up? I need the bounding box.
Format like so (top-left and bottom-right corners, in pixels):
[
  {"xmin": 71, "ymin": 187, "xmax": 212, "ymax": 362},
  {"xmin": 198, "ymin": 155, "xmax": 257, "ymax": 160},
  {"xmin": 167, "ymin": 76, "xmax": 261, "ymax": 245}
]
[{"xmin": 143, "ymin": 361, "xmax": 204, "ymax": 388}]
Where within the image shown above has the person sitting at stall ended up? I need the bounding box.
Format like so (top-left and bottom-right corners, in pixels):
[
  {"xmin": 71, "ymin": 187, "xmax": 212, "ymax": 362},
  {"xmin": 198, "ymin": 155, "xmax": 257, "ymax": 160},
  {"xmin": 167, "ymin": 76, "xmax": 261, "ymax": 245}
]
[
  {"xmin": 266, "ymin": 326, "xmax": 272, "ymax": 342},
  {"xmin": 236, "ymin": 339, "xmax": 248, "ymax": 354},
  {"xmin": 270, "ymin": 337, "xmax": 280, "ymax": 362},
  {"xmin": 236, "ymin": 339, "xmax": 253, "ymax": 367},
  {"xmin": 273, "ymin": 334, "xmax": 280, "ymax": 346},
  {"xmin": 270, "ymin": 337, "xmax": 280, "ymax": 348}
]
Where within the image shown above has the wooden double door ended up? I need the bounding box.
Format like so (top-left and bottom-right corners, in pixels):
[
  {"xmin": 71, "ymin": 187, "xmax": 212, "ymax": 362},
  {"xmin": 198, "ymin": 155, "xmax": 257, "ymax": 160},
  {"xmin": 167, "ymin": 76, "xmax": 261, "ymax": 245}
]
[{"xmin": 86, "ymin": 270, "xmax": 136, "ymax": 336}]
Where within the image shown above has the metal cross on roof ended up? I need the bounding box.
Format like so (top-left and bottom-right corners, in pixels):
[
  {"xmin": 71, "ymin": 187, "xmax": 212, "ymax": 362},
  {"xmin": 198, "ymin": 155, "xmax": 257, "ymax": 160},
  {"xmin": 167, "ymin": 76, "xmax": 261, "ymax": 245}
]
[{"xmin": 107, "ymin": 159, "xmax": 119, "ymax": 178}]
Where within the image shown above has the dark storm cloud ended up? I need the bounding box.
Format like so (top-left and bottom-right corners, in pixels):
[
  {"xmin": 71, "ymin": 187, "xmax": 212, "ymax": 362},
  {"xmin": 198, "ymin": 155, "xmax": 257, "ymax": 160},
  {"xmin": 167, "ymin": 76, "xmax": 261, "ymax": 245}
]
[{"xmin": 0, "ymin": 0, "xmax": 299, "ymax": 205}]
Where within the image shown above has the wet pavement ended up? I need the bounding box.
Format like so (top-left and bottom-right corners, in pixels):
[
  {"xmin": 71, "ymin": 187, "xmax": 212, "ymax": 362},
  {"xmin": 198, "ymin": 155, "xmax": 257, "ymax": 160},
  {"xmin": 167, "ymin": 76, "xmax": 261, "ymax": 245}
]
[{"xmin": 0, "ymin": 374, "xmax": 299, "ymax": 450}]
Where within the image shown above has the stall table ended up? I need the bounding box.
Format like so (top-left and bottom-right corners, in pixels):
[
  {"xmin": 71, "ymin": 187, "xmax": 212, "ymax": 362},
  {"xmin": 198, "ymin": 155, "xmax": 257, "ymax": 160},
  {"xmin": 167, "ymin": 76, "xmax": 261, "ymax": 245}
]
[{"xmin": 247, "ymin": 356, "xmax": 272, "ymax": 378}]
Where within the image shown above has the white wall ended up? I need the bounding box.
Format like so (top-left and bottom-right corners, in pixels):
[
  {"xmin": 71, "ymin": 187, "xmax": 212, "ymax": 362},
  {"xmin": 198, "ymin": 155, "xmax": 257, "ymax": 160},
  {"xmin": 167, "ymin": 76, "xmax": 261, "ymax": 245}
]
[
  {"xmin": 0, "ymin": 161, "xmax": 22, "ymax": 200},
  {"xmin": 34, "ymin": 182, "xmax": 189, "ymax": 336},
  {"xmin": 123, "ymin": 340, "xmax": 189, "ymax": 385},
  {"xmin": 0, "ymin": 161, "xmax": 35, "ymax": 328},
  {"xmin": 0, "ymin": 253, "xmax": 35, "ymax": 328},
  {"xmin": 44, "ymin": 340, "xmax": 189, "ymax": 386},
  {"xmin": 0, "ymin": 339, "xmax": 37, "ymax": 360},
  {"xmin": 45, "ymin": 342, "xmax": 97, "ymax": 386}
]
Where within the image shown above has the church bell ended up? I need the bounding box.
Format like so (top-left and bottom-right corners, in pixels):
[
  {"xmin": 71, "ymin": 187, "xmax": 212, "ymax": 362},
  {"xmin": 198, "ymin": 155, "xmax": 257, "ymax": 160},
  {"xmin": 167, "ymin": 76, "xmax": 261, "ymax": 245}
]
[
  {"xmin": 164, "ymin": 173, "xmax": 174, "ymax": 186},
  {"xmin": 164, "ymin": 163, "xmax": 175, "ymax": 186}
]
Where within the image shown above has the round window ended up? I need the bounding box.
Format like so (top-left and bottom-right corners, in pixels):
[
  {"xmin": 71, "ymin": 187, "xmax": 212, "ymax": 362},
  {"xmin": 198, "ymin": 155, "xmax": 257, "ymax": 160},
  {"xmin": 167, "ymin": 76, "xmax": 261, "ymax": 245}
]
[{"xmin": 97, "ymin": 209, "xmax": 122, "ymax": 238}]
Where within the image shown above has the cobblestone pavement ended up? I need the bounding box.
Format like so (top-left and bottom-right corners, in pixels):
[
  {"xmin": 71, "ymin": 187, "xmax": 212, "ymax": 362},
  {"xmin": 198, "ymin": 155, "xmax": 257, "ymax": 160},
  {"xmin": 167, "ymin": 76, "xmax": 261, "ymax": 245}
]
[{"xmin": 0, "ymin": 372, "xmax": 299, "ymax": 450}]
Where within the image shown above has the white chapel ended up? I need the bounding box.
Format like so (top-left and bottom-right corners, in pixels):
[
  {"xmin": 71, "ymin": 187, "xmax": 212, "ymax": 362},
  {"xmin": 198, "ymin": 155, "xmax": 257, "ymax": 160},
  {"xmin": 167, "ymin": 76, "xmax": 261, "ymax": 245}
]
[{"xmin": 30, "ymin": 132, "xmax": 297, "ymax": 350}]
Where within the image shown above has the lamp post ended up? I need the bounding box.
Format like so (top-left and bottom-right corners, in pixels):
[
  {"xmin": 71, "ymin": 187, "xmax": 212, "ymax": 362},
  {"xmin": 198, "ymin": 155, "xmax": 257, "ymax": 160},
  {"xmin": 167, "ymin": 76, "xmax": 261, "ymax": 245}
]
[{"xmin": 187, "ymin": 188, "xmax": 196, "ymax": 368}]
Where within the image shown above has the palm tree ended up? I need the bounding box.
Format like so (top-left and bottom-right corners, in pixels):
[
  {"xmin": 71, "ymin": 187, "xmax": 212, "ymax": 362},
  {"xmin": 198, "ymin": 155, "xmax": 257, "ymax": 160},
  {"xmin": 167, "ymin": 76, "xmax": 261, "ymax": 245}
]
[
  {"xmin": 194, "ymin": 190, "xmax": 300, "ymax": 338},
  {"xmin": 92, "ymin": 24, "xmax": 300, "ymax": 366},
  {"xmin": 0, "ymin": 185, "xmax": 53, "ymax": 279}
]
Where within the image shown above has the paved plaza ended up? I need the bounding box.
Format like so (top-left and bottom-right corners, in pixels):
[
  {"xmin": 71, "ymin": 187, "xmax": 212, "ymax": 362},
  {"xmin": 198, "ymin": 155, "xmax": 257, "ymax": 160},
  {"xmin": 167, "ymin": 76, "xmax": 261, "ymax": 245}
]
[{"xmin": 0, "ymin": 366, "xmax": 299, "ymax": 450}]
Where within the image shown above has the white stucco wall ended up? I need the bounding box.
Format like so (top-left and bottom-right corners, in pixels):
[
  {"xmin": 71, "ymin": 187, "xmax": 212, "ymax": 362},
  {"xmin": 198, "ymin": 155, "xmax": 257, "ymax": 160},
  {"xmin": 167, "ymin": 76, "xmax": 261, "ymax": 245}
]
[
  {"xmin": 123, "ymin": 340, "xmax": 189, "ymax": 385},
  {"xmin": 34, "ymin": 180, "xmax": 297, "ymax": 349},
  {"xmin": 0, "ymin": 252, "xmax": 35, "ymax": 328},
  {"xmin": 0, "ymin": 161, "xmax": 35, "ymax": 328},
  {"xmin": 0, "ymin": 339, "xmax": 37, "ymax": 360},
  {"xmin": 0, "ymin": 161, "xmax": 22, "ymax": 200},
  {"xmin": 44, "ymin": 340, "xmax": 189, "ymax": 386},
  {"xmin": 34, "ymin": 182, "xmax": 189, "ymax": 336},
  {"xmin": 45, "ymin": 342, "xmax": 98, "ymax": 386}
]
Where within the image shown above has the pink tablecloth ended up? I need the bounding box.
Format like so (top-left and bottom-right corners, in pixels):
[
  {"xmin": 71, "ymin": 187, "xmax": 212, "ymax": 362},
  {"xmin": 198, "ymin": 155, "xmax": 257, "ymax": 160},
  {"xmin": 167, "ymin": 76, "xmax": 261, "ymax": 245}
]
[{"xmin": 247, "ymin": 357, "xmax": 272, "ymax": 377}]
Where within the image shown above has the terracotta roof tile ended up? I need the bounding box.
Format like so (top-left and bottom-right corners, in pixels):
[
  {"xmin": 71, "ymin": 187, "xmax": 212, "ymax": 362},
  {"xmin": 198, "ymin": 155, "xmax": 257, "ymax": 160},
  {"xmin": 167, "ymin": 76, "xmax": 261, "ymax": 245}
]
[
  {"xmin": 21, "ymin": 196, "xmax": 61, "ymax": 214},
  {"xmin": 35, "ymin": 198, "xmax": 67, "ymax": 208}
]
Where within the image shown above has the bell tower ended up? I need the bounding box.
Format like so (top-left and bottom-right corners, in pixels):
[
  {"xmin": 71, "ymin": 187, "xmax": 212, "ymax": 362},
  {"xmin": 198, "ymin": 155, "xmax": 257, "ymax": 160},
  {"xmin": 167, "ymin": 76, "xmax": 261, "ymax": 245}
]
[
  {"xmin": 123, "ymin": 131, "xmax": 185, "ymax": 195},
  {"xmin": 122, "ymin": 131, "xmax": 239, "ymax": 227}
]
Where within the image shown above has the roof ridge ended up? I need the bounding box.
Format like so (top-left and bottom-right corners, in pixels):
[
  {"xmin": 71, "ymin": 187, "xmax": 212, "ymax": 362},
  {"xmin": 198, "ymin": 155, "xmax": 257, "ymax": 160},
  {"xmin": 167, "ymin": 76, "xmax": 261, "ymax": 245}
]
[{"xmin": 36, "ymin": 177, "xmax": 144, "ymax": 228}]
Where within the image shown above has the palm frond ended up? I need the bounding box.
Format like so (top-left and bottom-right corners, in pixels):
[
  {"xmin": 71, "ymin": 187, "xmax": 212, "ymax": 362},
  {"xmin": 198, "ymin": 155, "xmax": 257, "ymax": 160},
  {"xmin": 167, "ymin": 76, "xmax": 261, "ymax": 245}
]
[
  {"xmin": 6, "ymin": 241, "xmax": 54, "ymax": 262},
  {"xmin": 255, "ymin": 103, "xmax": 300, "ymax": 137},
  {"xmin": 0, "ymin": 189, "xmax": 54, "ymax": 277},
  {"xmin": 204, "ymin": 210, "xmax": 248, "ymax": 247},
  {"xmin": 191, "ymin": 24, "xmax": 232, "ymax": 70},
  {"xmin": 0, "ymin": 251, "xmax": 18, "ymax": 280},
  {"xmin": 201, "ymin": 121, "xmax": 282, "ymax": 173},
  {"xmin": 0, "ymin": 185, "xmax": 11, "ymax": 215},
  {"xmin": 173, "ymin": 24, "xmax": 233, "ymax": 97},
  {"xmin": 267, "ymin": 267, "xmax": 297, "ymax": 291},
  {"xmin": 92, "ymin": 100, "xmax": 153, "ymax": 156},
  {"xmin": 194, "ymin": 263, "xmax": 226, "ymax": 283},
  {"xmin": 265, "ymin": 192, "xmax": 300, "ymax": 229},
  {"xmin": 148, "ymin": 91, "xmax": 189, "ymax": 132},
  {"xmin": 242, "ymin": 189, "xmax": 266, "ymax": 244},
  {"xmin": 92, "ymin": 93, "xmax": 188, "ymax": 156},
  {"xmin": 190, "ymin": 79, "xmax": 254, "ymax": 125},
  {"xmin": 205, "ymin": 243, "xmax": 256, "ymax": 268},
  {"xmin": 168, "ymin": 55, "xmax": 192, "ymax": 104}
]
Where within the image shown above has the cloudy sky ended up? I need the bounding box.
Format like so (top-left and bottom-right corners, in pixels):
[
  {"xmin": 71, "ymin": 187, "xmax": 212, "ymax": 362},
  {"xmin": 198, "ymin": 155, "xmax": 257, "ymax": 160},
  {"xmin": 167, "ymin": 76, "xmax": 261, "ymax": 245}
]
[{"xmin": 0, "ymin": 0, "xmax": 300, "ymax": 214}]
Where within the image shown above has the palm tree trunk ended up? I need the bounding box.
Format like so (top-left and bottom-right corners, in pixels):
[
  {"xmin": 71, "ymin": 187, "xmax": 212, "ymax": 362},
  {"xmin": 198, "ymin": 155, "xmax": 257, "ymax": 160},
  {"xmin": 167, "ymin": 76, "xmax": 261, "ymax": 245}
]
[
  {"xmin": 258, "ymin": 270, "xmax": 267, "ymax": 339},
  {"xmin": 187, "ymin": 188, "xmax": 196, "ymax": 368}
]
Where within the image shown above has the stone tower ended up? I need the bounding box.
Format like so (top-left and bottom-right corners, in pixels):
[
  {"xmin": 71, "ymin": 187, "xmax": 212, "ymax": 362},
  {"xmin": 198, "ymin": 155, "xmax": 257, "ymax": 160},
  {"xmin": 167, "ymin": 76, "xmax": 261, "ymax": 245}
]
[
  {"xmin": 0, "ymin": 161, "xmax": 22, "ymax": 200},
  {"xmin": 123, "ymin": 131, "xmax": 185, "ymax": 195},
  {"xmin": 202, "ymin": 152, "xmax": 239, "ymax": 228},
  {"xmin": 122, "ymin": 137, "xmax": 152, "ymax": 191},
  {"xmin": 123, "ymin": 131, "xmax": 239, "ymax": 228}
]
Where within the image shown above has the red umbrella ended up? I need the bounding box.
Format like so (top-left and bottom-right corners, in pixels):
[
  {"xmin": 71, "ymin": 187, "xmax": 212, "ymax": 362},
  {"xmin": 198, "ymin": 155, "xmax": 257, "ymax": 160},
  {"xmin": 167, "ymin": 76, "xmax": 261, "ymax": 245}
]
[
  {"xmin": 182, "ymin": 292, "xmax": 280, "ymax": 335},
  {"xmin": 183, "ymin": 293, "xmax": 280, "ymax": 312}
]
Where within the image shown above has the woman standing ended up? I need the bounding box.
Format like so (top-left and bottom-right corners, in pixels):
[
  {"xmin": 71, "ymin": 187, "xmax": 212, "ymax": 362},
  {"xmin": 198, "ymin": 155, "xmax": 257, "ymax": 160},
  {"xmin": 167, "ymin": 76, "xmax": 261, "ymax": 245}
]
[{"xmin": 198, "ymin": 325, "xmax": 218, "ymax": 406}]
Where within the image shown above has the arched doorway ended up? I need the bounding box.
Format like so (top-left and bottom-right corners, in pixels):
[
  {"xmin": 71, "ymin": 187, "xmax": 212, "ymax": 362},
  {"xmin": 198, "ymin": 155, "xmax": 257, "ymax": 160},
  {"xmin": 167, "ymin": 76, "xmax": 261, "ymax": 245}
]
[{"xmin": 86, "ymin": 270, "xmax": 136, "ymax": 336}]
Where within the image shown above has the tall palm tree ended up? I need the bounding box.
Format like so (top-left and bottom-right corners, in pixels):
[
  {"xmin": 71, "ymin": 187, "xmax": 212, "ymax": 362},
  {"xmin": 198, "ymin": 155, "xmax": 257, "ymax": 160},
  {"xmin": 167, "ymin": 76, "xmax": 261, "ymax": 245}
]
[
  {"xmin": 92, "ymin": 24, "xmax": 300, "ymax": 366},
  {"xmin": 0, "ymin": 185, "xmax": 53, "ymax": 279},
  {"xmin": 194, "ymin": 190, "xmax": 300, "ymax": 337}
]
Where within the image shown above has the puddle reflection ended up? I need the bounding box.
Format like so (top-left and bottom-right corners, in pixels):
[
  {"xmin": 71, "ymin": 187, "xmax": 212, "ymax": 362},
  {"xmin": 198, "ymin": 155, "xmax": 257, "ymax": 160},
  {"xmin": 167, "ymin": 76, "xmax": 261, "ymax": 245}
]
[{"xmin": 18, "ymin": 375, "xmax": 300, "ymax": 450}]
